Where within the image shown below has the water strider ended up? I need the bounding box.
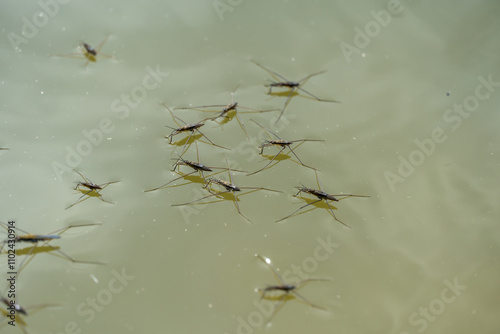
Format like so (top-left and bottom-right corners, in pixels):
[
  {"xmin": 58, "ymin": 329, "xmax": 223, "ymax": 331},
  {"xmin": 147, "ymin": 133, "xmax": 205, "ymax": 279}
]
[
  {"xmin": 0, "ymin": 293, "xmax": 59, "ymax": 334},
  {"xmin": 247, "ymin": 119, "xmax": 324, "ymax": 175},
  {"xmin": 52, "ymin": 35, "xmax": 113, "ymax": 67},
  {"xmin": 0, "ymin": 221, "xmax": 104, "ymax": 274},
  {"xmin": 251, "ymin": 60, "xmax": 339, "ymax": 124},
  {"xmin": 163, "ymin": 103, "xmax": 229, "ymax": 157},
  {"xmin": 276, "ymin": 171, "xmax": 369, "ymax": 227},
  {"xmin": 66, "ymin": 170, "xmax": 120, "ymax": 210},
  {"xmin": 255, "ymin": 254, "xmax": 330, "ymax": 323}
]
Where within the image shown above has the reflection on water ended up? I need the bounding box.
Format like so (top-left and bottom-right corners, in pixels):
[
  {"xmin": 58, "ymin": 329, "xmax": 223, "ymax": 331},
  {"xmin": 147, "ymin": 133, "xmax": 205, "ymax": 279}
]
[{"xmin": 1, "ymin": 0, "xmax": 499, "ymax": 333}]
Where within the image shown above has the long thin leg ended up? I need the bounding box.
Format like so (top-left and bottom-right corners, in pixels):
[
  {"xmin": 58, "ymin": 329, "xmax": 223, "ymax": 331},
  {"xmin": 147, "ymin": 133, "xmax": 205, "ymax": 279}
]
[
  {"xmin": 230, "ymin": 192, "xmax": 253, "ymax": 224},
  {"xmin": 292, "ymin": 278, "xmax": 331, "ymax": 309},
  {"xmin": 220, "ymin": 159, "xmax": 252, "ymax": 222},
  {"xmin": 250, "ymin": 119, "xmax": 275, "ymax": 141},
  {"xmin": 74, "ymin": 187, "xmax": 93, "ymax": 200},
  {"xmin": 74, "ymin": 170, "xmax": 93, "ymax": 184},
  {"xmin": 194, "ymin": 129, "xmax": 229, "ymax": 151},
  {"xmin": 275, "ymin": 88, "xmax": 296, "ymax": 124},
  {"xmin": 264, "ymin": 294, "xmax": 288, "ymax": 325},
  {"xmin": 50, "ymin": 223, "xmax": 102, "ymax": 236},
  {"xmin": 297, "ymin": 70, "xmax": 327, "ymax": 84},
  {"xmin": 195, "ymin": 141, "xmax": 201, "ymax": 164},
  {"xmin": 65, "ymin": 194, "xmax": 92, "ymax": 210},
  {"xmin": 256, "ymin": 254, "xmax": 286, "ymax": 284},
  {"xmin": 233, "ymin": 109, "xmax": 250, "ymax": 139},
  {"xmin": 94, "ymin": 35, "xmax": 111, "ymax": 54},
  {"xmin": 296, "ymin": 70, "xmax": 340, "ymax": 103},
  {"xmin": 251, "ymin": 60, "xmax": 291, "ymax": 83},
  {"xmin": 314, "ymin": 170, "xmax": 323, "ymax": 191},
  {"xmin": 292, "ymin": 290, "xmax": 328, "ymax": 310},
  {"xmin": 285, "ymin": 143, "xmax": 320, "ymax": 171},
  {"xmin": 225, "ymin": 157, "xmax": 234, "ymax": 185},
  {"xmin": 171, "ymin": 191, "xmax": 230, "ymax": 207},
  {"xmin": 286, "ymin": 144, "xmax": 308, "ymax": 167},
  {"xmin": 144, "ymin": 170, "xmax": 199, "ymax": 192},
  {"xmin": 238, "ymin": 186, "xmax": 282, "ymax": 193},
  {"xmin": 17, "ymin": 243, "xmax": 104, "ymax": 275},
  {"xmin": 96, "ymin": 195, "xmax": 114, "ymax": 205},
  {"xmin": 98, "ymin": 181, "xmax": 120, "ymax": 188},
  {"xmin": 178, "ymin": 130, "xmax": 195, "ymax": 158},
  {"xmin": 337, "ymin": 194, "xmax": 371, "ymax": 200},
  {"xmin": 163, "ymin": 103, "xmax": 185, "ymax": 127},
  {"xmin": 275, "ymin": 199, "xmax": 322, "ymax": 223},
  {"xmin": 297, "ymin": 86, "xmax": 340, "ymax": 103},
  {"xmin": 247, "ymin": 146, "xmax": 287, "ymax": 176},
  {"xmin": 228, "ymin": 90, "xmax": 250, "ymax": 139},
  {"xmin": 326, "ymin": 199, "xmax": 356, "ymax": 228}
]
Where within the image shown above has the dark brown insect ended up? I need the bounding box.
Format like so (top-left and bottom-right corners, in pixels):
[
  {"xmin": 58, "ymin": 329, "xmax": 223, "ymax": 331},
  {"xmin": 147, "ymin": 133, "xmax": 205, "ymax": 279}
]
[
  {"xmin": 163, "ymin": 103, "xmax": 229, "ymax": 157},
  {"xmin": 66, "ymin": 170, "xmax": 120, "ymax": 209},
  {"xmin": 276, "ymin": 171, "xmax": 369, "ymax": 227},
  {"xmin": 247, "ymin": 120, "xmax": 324, "ymax": 175},
  {"xmin": 251, "ymin": 60, "xmax": 340, "ymax": 124},
  {"xmin": 255, "ymin": 254, "xmax": 330, "ymax": 323},
  {"xmin": 52, "ymin": 35, "xmax": 113, "ymax": 67}
]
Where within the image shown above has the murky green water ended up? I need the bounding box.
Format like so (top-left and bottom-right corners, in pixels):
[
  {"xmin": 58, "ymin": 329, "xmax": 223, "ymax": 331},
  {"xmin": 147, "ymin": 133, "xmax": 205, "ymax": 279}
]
[{"xmin": 1, "ymin": 1, "xmax": 499, "ymax": 333}]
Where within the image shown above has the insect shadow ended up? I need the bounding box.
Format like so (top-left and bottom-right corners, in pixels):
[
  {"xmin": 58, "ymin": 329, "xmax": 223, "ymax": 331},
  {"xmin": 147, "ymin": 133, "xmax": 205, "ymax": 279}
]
[
  {"xmin": 255, "ymin": 254, "xmax": 330, "ymax": 324},
  {"xmin": 144, "ymin": 143, "xmax": 246, "ymax": 192},
  {"xmin": 171, "ymin": 158, "xmax": 282, "ymax": 223},
  {"xmin": 0, "ymin": 293, "xmax": 59, "ymax": 334},
  {"xmin": 51, "ymin": 35, "xmax": 114, "ymax": 67},
  {"xmin": 247, "ymin": 119, "xmax": 324, "ymax": 175},
  {"xmin": 174, "ymin": 88, "xmax": 277, "ymax": 139},
  {"xmin": 0, "ymin": 221, "xmax": 104, "ymax": 275},
  {"xmin": 65, "ymin": 170, "xmax": 120, "ymax": 210},
  {"xmin": 251, "ymin": 60, "xmax": 340, "ymax": 124},
  {"xmin": 163, "ymin": 103, "xmax": 229, "ymax": 157},
  {"xmin": 275, "ymin": 171, "xmax": 369, "ymax": 227}
]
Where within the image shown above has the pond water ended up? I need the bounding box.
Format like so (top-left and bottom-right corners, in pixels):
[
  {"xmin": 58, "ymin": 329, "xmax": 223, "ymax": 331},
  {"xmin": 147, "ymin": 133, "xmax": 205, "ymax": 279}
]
[{"xmin": 1, "ymin": 1, "xmax": 499, "ymax": 333}]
